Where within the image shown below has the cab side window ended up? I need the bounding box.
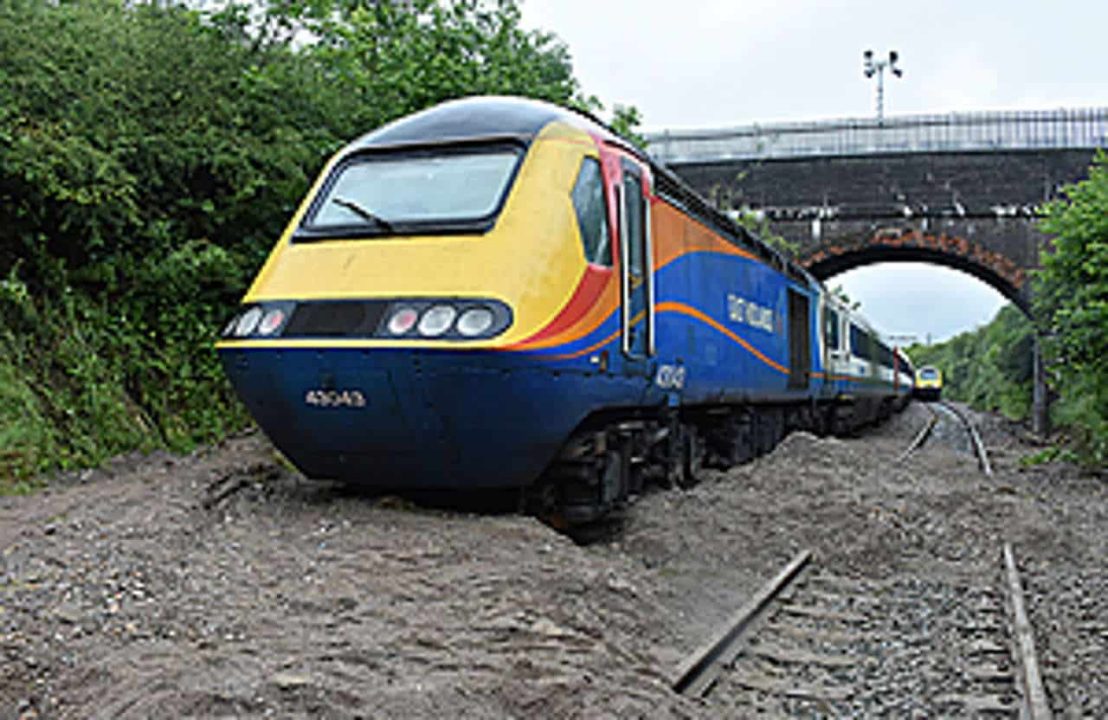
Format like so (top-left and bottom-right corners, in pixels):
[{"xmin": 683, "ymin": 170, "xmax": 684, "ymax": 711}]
[
  {"xmin": 849, "ymin": 323, "xmax": 872, "ymax": 361},
  {"xmin": 623, "ymin": 172, "xmax": 644, "ymax": 278},
  {"xmin": 824, "ymin": 308, "xmax": 840, "ymax": 350},
  {"xmin": 571, "ymin": 158, "xmax": 612, "ymax": 266}
]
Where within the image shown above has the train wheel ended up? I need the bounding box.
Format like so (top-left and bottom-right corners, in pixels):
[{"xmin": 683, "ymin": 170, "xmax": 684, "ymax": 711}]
[
  {"xmin": 656, "ymin": 417, "xmax": 682, "ymax": 489},
  {"xmin": 816, "ymin": 405, "xmax": 835, "ymax": 436},
  {"xmin": 523, "ymin": 477, "xmax": 567, "ymax": 530},
  {"xmin": 752, "ymin": 409, "xmax": 781, "ymax": 456},
  {"xmin": 706, "ymin": 410, "xmax": 754, "ymax": 468},
  {"xmin": 831, "ymin": 404, "xmax": 856, "ymax": 436}
]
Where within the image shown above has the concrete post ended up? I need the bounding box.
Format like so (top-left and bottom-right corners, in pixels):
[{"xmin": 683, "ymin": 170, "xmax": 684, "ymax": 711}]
[{"xmin": 1031, "ymin": 335, "xmax": 1050, "ymax": 437}]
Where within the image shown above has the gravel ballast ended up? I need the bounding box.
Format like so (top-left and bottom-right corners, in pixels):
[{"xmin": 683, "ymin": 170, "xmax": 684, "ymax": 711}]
[{"xmin": 1, "ymin": 402, "xmax": 1103, "ymax": 718}]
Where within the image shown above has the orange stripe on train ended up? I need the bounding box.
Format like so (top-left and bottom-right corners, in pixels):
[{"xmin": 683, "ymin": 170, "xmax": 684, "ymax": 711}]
[
  {"xmin": 652, "ymin": 200, "xmax": 755, "ymax": 267},
  {"xmin": 655, "ymin": 301, "xmax": 789, "ymax": 375}
]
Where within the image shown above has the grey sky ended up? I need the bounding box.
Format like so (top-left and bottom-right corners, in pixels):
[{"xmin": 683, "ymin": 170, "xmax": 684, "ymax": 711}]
[
  {"xmin": 521, "ymin": 0, "xmax": 1107, "ymax": 342},
  {"xmin": 828, "ymin": 263, "xmax": 1009, "ymax": 344}
]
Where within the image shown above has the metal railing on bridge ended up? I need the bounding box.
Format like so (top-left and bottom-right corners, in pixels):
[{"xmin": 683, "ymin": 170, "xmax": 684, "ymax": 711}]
[{"xmin": 645, "ymin": 108, "xmax": 1108, "ymax": 164}]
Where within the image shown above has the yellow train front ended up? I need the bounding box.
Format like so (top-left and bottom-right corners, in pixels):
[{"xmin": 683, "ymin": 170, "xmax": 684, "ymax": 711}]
[
  {"xmin": 914, "ymin": 365, "xmax": 943, "ymax": 401},
  {"xmin": 217, "ymin": 96, "xmax": 903, "ymax": 521}
]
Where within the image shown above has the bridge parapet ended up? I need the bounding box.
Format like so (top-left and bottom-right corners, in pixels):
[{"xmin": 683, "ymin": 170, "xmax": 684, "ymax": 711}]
[{"xmin": 647, "ymin": 108, "xmax": 1108, "ymax": 164}]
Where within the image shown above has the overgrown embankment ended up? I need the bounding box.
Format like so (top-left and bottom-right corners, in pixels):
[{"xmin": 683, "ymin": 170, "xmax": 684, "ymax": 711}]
[
  {"xmin": 1035, "ymin": 151, "xmax": 1108, "ymax": 466},
  {"xmin": 0, "ymin": 0, "xmax": 602, "ymax": 490}
]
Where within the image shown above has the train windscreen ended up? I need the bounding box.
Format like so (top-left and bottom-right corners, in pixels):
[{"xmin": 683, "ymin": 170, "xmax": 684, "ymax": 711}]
[{"xmin": 300, "ymin": 143, "xmax": 523, "ymax": 237}]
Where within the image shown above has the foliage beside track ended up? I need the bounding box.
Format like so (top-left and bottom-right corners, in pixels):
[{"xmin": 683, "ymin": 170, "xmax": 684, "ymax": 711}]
[
  {"xmin": 906, "ymin": 305, "xmax": 1035, "ymax": 420},
  {"xmin": 0, "ymin": 0, "xmax": 620, "ymax": 490},
  {"xmin": 1035, "ymin": 151, "xmax": 1108, "ymax": 467}
]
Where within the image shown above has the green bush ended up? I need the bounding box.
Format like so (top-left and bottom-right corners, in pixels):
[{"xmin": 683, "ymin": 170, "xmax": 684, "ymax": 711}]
[
  {"xmin": 0, "ymin": 0, "xmax": 596, "ymax": 491},
  {"xmin": 0, "ymin": 273, "xmax": 151, "ymax": 477},
  {"xmin": 1035, "ymin": 151, "xmax": 1108, "ymax": 468}
]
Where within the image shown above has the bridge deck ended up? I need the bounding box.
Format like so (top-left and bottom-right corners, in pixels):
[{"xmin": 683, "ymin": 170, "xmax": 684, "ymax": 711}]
[{"xmin": 646, "ymin": 108, "xmax": 1108, "ymax": 164}]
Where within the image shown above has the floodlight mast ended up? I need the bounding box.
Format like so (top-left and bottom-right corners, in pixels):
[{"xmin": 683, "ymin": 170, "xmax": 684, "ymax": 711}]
[{"xmin": 863, "ymin": 49, "xmax": 903, "ymax": 123}]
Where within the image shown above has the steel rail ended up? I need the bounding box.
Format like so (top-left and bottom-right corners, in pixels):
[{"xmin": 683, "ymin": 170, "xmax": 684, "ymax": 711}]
[
  {"xmin": 1003, "ymin": 543, "xmax": 1053, "ymax": 720},
  {"xmin": 899, "ymin": 404, "xmax": 938, "ymax": 461},
  {"xmin": 940, "ymin": 401, "xmax": 993, "ymax": 475},
  {"xmin": 672, "ymin": 549, "xmax": 812, "ymax": 697}
]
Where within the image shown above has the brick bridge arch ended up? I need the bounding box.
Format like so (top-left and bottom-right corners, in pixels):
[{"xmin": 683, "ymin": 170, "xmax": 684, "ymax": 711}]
[{"xmin": 798, "ymin": 228, "xmax": 1032, "ymax": 314}]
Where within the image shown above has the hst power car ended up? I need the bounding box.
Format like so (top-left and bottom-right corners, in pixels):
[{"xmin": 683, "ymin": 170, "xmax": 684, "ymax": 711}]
[
  {"xmin": 914, "ymin": 365, "xmax": 944, "ymax": 401},
  {"xmin": 217, "ymin": 97, "xmax": 913, "ymax": 523}
]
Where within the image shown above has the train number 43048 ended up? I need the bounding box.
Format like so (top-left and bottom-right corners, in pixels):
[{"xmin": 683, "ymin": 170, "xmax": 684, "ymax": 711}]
[{"xmin": 304, "ymin": 389, "xmax": 367, "ymax": 408}]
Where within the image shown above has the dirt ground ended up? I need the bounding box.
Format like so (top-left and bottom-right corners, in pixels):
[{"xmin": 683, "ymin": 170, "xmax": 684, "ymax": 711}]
[{"xmin": 1, "ymin": 402, "xmax": 1104, "ymax": 718}]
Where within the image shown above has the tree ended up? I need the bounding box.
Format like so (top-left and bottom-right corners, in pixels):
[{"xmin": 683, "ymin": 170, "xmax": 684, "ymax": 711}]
[
  {"xmin": 223, "ymin": 0, "xmax": 586, "ymax": 137},
  {"xmin": 1035, "ymin": 150, "xmax": 1108, "ymax": 466},
  {"xmin": 609, "ymin": 104, "xmax": 646, "ymax": 149},
  {"xmin": 829, "ymin": 284, "xmax": 860, "ymax": 311},
  {"xmin": 729, "ymin": 208, "xmax": 798, "ymax": 258}
]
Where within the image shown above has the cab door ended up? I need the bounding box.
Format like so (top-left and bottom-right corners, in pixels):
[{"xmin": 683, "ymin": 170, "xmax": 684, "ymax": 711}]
[{"xmin": 616, "ymin": 159, "xmax": 655, "ymax": 369}]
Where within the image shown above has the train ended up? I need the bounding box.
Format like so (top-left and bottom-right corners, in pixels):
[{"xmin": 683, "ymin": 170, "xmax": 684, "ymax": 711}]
[
  {"xmin": 216, "ymin": 96, "xmax": 914, "ymax": 525},
  {"xmin": 914, "ymin": 365, "xmax": 943, "ymax": 401}
]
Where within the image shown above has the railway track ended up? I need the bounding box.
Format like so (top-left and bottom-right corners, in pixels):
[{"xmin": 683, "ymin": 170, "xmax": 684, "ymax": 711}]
[
  {"xmin": 898, "ymin": 405, "xmax": 938, "ymax": 461},
  {"xmin": 902, "ymin": 401, "xmax": 993, "ymax": 475},
  {"xmin": 673, "ymin": 547, "xmax": 1052, "ymax": 717}
]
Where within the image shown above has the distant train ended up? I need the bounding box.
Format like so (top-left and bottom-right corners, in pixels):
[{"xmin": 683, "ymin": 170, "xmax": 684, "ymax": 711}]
[
  {"xmin": 914, "ymin": 365, "xmax": 943, "ymax": 401},
  {"xmin": 217, "ymin": 96, "xmax": 914, "ymax": 524}
]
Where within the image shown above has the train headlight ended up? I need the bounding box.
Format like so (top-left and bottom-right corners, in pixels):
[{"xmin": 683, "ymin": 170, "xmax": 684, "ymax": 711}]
[
  {"xmin": 257, "ymin": 308, "xmax": 286, "ymax": 336},
  {"xmin": 235, "ymin": 307, "xmax": 263, "ymax": 337},
  {"xmin": 418, "ymin": 305, "xmax": 456, "ymax": 337},
  {"xmin": 456, "ymin": 307, "xmax": 494, "ymax": 337},
  {"xmin": 386, "ymin": 306, "xmax": 419, "ymax": 335}
]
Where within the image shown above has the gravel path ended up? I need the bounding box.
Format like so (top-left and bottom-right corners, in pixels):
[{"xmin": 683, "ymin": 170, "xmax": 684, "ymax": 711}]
[{"xmin": 1, "ymin": 403, "xmax": 1104, "ymax": 718}]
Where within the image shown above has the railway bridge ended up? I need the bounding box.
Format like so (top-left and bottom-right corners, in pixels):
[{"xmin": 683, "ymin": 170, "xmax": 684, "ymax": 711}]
[{"xmin": 646, "ymin": 107, "xmax": 1108, "ymax": 433}]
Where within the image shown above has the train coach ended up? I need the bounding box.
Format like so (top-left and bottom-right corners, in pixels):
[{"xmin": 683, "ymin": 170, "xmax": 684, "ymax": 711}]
[{"xmin": 217, "ymin": 96, "xmax": 913, "ymax": 524}]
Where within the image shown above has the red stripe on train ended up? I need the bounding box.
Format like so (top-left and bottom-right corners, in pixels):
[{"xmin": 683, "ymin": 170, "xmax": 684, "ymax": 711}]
[{"xmin": 511, "ymin": 265, "xmax": 612, "ymax": 347}]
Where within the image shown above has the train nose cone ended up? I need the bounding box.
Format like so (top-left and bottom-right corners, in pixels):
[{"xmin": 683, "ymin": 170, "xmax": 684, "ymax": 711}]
[
  {"xmin": 220, "ymin": 345, "xmax": 583, "ymax": 491},
  {"xmin": 219, "ymin": 347, "xmax": 452, "ymax": 483}
]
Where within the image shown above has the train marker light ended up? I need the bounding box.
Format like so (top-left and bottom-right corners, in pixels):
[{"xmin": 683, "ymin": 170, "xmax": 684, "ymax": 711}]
[
  {"xmin": 456, "ymin": 307, "xmax": 494, "ymax": 337},
  {"xmin": 235, "ymin": 307, "xmax": 263, "ymax": 337},
  {"xmin": 258, "ymin": 308, "xmax": 286, "ymax": 336},
  {"xmin": 418, "ymin": 305, "xmax": 456, "ymax": 337},
  {"xmin": 387, "ymin": 306, "xmax": 420, "ymax": 335}
]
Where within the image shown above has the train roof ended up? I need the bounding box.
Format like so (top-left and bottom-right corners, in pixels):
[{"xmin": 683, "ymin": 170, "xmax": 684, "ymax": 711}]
[
  {"xmin": 350, "ymin": 95, "xmax": 613, "ymax": 150},
  {"xmin": 346, "ymin": 96, "xmax": 812, "ymax": 284}
]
